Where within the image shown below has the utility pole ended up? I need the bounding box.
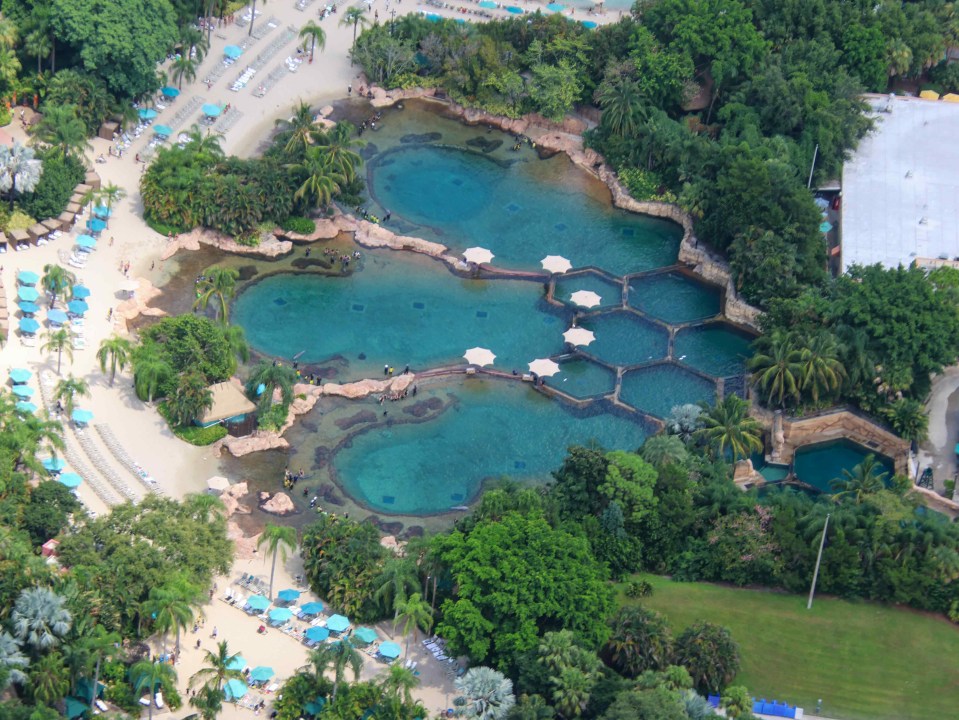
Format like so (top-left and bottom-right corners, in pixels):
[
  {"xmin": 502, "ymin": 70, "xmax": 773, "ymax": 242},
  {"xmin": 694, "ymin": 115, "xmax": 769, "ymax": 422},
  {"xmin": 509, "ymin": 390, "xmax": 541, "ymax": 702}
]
[
  {"xmin": 807, "ymin": 143, "xmax": 819, "ymax": 189},
  {"xmin": 807, "ymin": 513, "xmax": 830, "ymax": 610}
]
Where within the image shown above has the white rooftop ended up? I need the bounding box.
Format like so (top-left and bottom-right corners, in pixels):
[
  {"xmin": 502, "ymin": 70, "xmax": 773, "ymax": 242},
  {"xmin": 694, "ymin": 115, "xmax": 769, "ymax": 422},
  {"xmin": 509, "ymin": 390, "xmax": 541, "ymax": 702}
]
[{"xmin": 841, "ymin": 95, "xmax": 959, "ymax": 272}]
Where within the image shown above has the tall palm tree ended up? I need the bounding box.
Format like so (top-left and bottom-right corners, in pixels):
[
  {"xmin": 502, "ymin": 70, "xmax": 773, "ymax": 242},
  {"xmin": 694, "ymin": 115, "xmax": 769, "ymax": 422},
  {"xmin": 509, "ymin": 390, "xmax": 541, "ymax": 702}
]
[
  {"xmin": 373, "ymin": 557, "xmax": 419, "ymax": 630},
  {"xmin": 41, "ymin": 264, "xmax": 76, "ymax": 308},
  {"xmin": 379, "ymin": 663, "xmax": 419, "ymax": 704},
  {"xmin": 309, "ymin": 639, "xmax": 363, "ymax": 702},
  {"xmin": 190, "ymin": 641, "xmax": 244, "ymax": 692},
  {"xmin": 224, "ymin": 324, "xmax": 250, "ymax": 363},
  {"xmin": 171, "ymin": 53, "xmax": 198, "ymax": 90},
  {"xmin": 185, "ymin": 125, "xmax": 226, "ymax": 164},
  {"xmin": 131, "ymin": 659, "xmax": 177, "ymax": 720},
  {"xmin": 293, "ymin": 147, "xmax": 344, "ymax": 209},
  {"xmin": 76, "ymin": 625, "xmax": 121, "ymax": 715},
  {"xmin": 315, "ymin": 122, "xmax": 364, "ymax": 183},
  {"xmin": 245, "ymin": 362, "xmax": 297, "ymax": 411},
  {"xmin": 830, "ymin": 454, "xmax": 888, "ymax": 504},
  {"xmin": 694, "ymin": 395, "xmax": 763, "ymax": 462},
  {"xmin": 12, "ymin": 587, "xmax": 72, "ymax": 655},
  {"xmin": 597, "ymin": 73, "xmax": 645, "ymax": 139},
  {"xmin": 455, "ymin": 667, "xmax": 515, "ymax": 720},
  {"xmin": 31, "ymin": 104, "xmax": 91, "ymax": 159},
  {"xmin": 180, "ymin": 24, "xmax": 210, "ymax": 64},
  {"xmin": 884, "ymin": 397, "xmax": 929, "ymax": 444},
  {"xmin": 96, "ymin": 335, "xmax": 132, "ymax": 386},
  {"xmin": 42, "ymin": 329, "xmax": 74, "ymax": 376},
  {"xmin": 191, "ymin": 682, "xmax": 224, "ymax": 720},
  {"xmin": 639, "ymin": 434, "xmax": 689, "ymax": 469},
  {"xmin": 550, "ymin": 667, "xmax": 593, "ymax": 719},
  {"xmin": 54, "ymin": 376, "xmax": 89, "ymax": 416},
  {"xmin": 394, "ymin": 592, "xmax": 432, "ymax": 659},
  {"xmin": 145, "ymin": 580, "xmax": 202, "ymax": 656},
  {"xmin": 133, "ymin": 349, "xmax": 173, "ymax": 404},
  {"xmin": 797, "ymin": 333, "xmax": 845, "ymax": 406},
  {"xmin": 747, "ymin": 331, "xmax": 801, "ymax": 408},
  {"xmin": 256, "ymin": 523, "xmax": 297, "ymax": 599},
  {"xmin": 194, "ymin": 267, "xmax": 239, "ymax": 324},
  {"xmin": 248, "ymin": 0, "xmax": 268, "ymax": 36},
  {"xmin": 29, "ymin": 651, "xmax": 70, "ymax": 706},
  {"xmin": 299, "ymin": 20, "xmax": 326, "ymax": 63},
  {"xmin": 97, "ymin": 182, "xmax": 125, "ymax": 211},
  {"xmin": 167, "ymin": 370, "xmax": 214, "ymax": 426},
  {"xmin": 340, "ymin": 7, "xmax": 369, "ymax": 64},
  {"xmin": 275, "ymin": 102, "xmax": 318, "ymax": 156},
  {"xmin": 23, "ymin": 26, "xmax": 52, "ymax": 75}
]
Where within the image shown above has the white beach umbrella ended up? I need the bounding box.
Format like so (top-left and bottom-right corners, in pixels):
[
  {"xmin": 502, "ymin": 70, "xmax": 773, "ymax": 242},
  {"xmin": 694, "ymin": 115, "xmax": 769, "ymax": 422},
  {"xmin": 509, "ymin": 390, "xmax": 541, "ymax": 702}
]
[
  {"xmin": 120, "ymin": 279, "xmax": 140, "ymax": 293},
  {"xmin": 206, "ymin": 475, "xmax": 230, "ymax": 493},
  {"xmin": 563, "ymin": 327, "xmax": 596, "ymax": 347},
  {"xmin": 541, "ymin": 255, "xmax": 572, "ymax": 274},
  {"xmin": 463, "ymin": 347, "xmax": 496, "ymax": 366},
  {"xmin": 463, "ymin": 247, "xmax": 494, "ymax": 265},
  {"xmin": 528, "ymin": 358, "xmax": 561, "ymax": 377},
  {"xmin": 569, "ymin": 290, "xmax": 602, "ymax": 308}
]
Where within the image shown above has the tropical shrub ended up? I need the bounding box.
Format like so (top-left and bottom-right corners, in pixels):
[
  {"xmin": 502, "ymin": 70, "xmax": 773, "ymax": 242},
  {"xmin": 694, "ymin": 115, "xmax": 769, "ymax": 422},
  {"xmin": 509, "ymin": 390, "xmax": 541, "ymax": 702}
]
[
  {"xmin": 279, "ymin": 216, "xmax": 315, "ymax": 234},
  {"xmin": 20, "ymin": 150, "xmax": 85, "ymax": 220}
]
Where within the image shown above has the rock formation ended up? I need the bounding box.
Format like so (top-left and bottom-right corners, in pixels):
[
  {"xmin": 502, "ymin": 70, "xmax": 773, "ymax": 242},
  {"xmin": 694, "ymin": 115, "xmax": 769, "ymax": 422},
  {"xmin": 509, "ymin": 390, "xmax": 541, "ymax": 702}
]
[{"xmin": 261, "ymin": 492, "xmax": 296, "ymax": 515}]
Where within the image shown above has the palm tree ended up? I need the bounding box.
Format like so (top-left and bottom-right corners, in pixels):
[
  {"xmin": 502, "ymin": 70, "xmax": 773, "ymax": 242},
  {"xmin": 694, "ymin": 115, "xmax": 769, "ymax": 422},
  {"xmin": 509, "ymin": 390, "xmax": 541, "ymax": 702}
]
[
  {"xmin": 373, "ymin": 557, "xmax": 419, "ymax": 629},
  {"xmin": 190, "ymin": 641, "xmax": 244, "ymax": 692},
  {"xmin": 23, "ymin": 26, "xmax": 52, "ymax": 75},
  {"xmin": 180, "ymin": 24, "xmax": 210, "ymax": 64},
  {"xmin": 602, "ymin": 606, "xmax": 672, "ymax": 678},
  {"xmin": 672, "ymin": 622, "xmax": 739, "ymax": 695},
  {"xmin": 41, "ymin": 264, "xmax": 76, "ymax": 308},
  {"xmin": 131, "ymin": 659, "xmax": 177, "ymax": 720},
  {"xmin": 171, "ymin": 53, "xmax": 198, "ymax": 89},
  {"xmin": 293, "ymin": 147, "xmax": 344, "ymax": 209},
  {"xmin": 96, "ymin": 335, "xmax": 132, "ymax": 386},
  {"xmin": 747, "ymin": 331, "xmax": 801, "ymax": 408},
  {"xmin": 12, "ymin": 587, "xmax": 72, "ymax": 655},
  {"xmin": 379, "ymin": 663, "xmax": 419, "ymax": 703},
  {"xmin": 550, "ymin": 668, "xmax": 593, "ymax": 719},
  {"xmin": 185, "ymin": 125, "xmax": 226, "ymax": 163},
  {"xmin": 29, "ymin": 651, "xmax": 70, "ymax": 706},
  {"xmin": 97, "ymin": 182, "xmax": 125, "ymax": 210},
  {"xmin": 597, "ymin": 73, "xmax": 645, "ymax": 139},
  {"xmin": 394, "ymin": 592, "xmax": 432, "ymax": 659},
  {"xmin": 275, "ymin": 102, "xmax": 318, "ymax": 156},
  {"xmin": 639, "ymin": 434, "xmax": 689, "ymax": 469},
  {"xmin": 797, "ymin": 332, "xmax": 845, "ymax": 406},
  {"xmin": 245, "ymin": 362, "xmax": 297, "ymax": 411},
  {"xmin": 315, "ymin": 122, "xmax": 364, "ymax": 183},
  {"xmin": 167, "ymin": 370, "xmax": 214, "ymax": 427},
  {"xmin": 0, "ymin": 632, "xmax": 28, "ymax": 689},
  {"xmin": 299, "ymin": 20, "xmax": 326, "ymax": 63},
  {"xmin": 191, "ymin": 682, "xmax": 224, "ymax": 720},
  {"xmin": 886, "ymin": 38, "xmax": 913, "ymax": 78},
  {"xmin": 145, "ymin": 580, "xmax": 202, "ymax": 656},
  {"xmin": 54, "ymin": 376, "xmax": 89, "ymax": 416},
  {"xmin": 665, "ymin": 403, "xmax": 703, "ymax": 443},
  {"xmin": 224, "ymin": 324, "xmax": 250, "ymax": 363},
  {"xmin": 256, "ymin": 523, "xmax": 297, "ymax": 599},
  {"xmin": 884, "ymin": 397, "xmax": 929, "ymax": 444},
  {"xmin": 830, "ymin": 454, "xmax": 889, "ymax": 504},
  {"xmin": 194, "ymin": 267, "xmax": 239, "ymax": 324},
  {"xmin": 455, "ymin": 667, "xmax": 516, "ymax": 720},
  {"xmin": 31, "ymin": 104, "xmax": 92, "ymax": 159},
  {"xmin": 0, "ymin": 142, "xmax": 42, "ymax": 208},
  {"xmin": 42, "ymin": 329, "xmax": 74, "ymax": 376},
  {"xmin": 309, "ymin": 639, "xmax": 363, "ymax": 702},
  {"xmin": 76, "ymin": 626, "xmax": 121, "ymax": 715},
  {"xmin": 248, "ymin": 0, "xmax": 268, "ymax": 36},
  {"xmin": 341, "ymin": 7, "xmax": 369, "ymax": 64},
  {"xmin": 133, "ymin": 349, "xmax": 173, "ymax": 404},
  {"xmin": 694, "ymin": 395, "xmax": 763, "ymax": 462}
]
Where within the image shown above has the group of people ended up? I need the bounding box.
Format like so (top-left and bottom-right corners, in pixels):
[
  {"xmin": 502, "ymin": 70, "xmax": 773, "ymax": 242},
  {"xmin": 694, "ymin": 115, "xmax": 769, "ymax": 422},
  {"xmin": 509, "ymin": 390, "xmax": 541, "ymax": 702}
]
[
  {"xmin": 358, "ymin": 109, "xmax": 383, "ymax": 134},
  {"xmin": 283, "ymin": 467, "xmax": 306, "ymax": 490}
]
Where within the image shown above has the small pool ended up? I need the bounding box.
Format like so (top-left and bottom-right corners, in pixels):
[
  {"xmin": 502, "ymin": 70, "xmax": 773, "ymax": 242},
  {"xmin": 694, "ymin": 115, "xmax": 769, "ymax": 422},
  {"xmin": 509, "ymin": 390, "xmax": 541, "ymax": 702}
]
[
  {"xmin": 792, "ymin": 439, "xmax": 894, "ymax": 494},
  {"xmin": 620, "ymin": 364, "xmax": 716, "ymax": 419},
  {"xmin": 674, "ymin": 323, "xmax": 752, "ymax": 378},
  {"xmin": 628, "ymin": 272, "xmax": 721, "ymax": 324}
]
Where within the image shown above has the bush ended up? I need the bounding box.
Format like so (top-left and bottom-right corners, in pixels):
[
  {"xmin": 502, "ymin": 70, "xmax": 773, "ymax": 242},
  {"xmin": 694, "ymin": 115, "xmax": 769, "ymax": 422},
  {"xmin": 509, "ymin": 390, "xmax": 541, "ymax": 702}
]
[
  {"xmin": 5, "ymin": 209, "xmax": 34, "ymax": 232},
  {"xmin": 144, "ymin": 215, "xmax": 187, "ymax": 237},
  {"xmin": 20, "ymin": 150, "xmax": 85, "ymax": 220},
  {"xmin": 618, "ymin": 167, "xmax": 677, "ymax": 204},
  {"xmin": 257, "ymin": 404, "xmax": 288, "ymax": 431},
  {"xmin": 625, "ymin": 579, "xmax": 654, "ymax": 598},
  {"xmin": 280, "ymin": 216, "xmax": 316, "ymax": 234},
  {"xmin": 172, "ymin": 423, "xmax": 228, "ymax": 446},
  {"xmin": 0, "ymin": 105, "xmax": 10, "ymax": 127}
]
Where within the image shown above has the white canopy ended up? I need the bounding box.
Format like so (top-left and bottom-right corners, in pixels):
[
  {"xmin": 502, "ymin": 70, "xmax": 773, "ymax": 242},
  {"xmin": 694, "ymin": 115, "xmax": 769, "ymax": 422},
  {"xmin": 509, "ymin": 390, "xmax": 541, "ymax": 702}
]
[
  {"xmin": 569, "ymin": 290, "xmax": 602, "ymax": 308},
  {"xmin": 463, "ymin": 247, "xmax": 494, "ymax": 265},
  {"xmin": 562, "ymin": 327, "xmax": 596, "ymax": 346},
  {"xmin": 541, "ymin": 255, "xmax": 572, "ymax": 274},
  {"xmin": 528, "ymin": 358, "xmax": 561, "ymax": 377},
  {"xmin": 463, "ymin": 347, "xmax": 496, "ymax": 366},
  {"xmin": 206, "ymin": 476, "xmax": 230, "ymax": 493}
]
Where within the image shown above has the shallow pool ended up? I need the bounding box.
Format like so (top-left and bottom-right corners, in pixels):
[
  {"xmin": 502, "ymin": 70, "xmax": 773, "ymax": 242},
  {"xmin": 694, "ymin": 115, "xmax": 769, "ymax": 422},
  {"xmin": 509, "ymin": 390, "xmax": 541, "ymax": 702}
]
[{"xmin": 792, "ymin": 439, "xmax": 894, "ymax": 494}]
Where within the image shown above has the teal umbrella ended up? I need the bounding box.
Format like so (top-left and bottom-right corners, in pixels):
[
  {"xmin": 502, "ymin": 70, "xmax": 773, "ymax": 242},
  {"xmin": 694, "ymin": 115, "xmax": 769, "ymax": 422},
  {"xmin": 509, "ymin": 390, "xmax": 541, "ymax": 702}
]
[
  {"xmin": 58, "ymin": 473, "xmax": 82, "ymax": 489},
  {"xmin": 378, "ymin": 641, "xmax": 401, "ymax": 659},
  {"xmin": 48, "ymin": 309, "xmax": 69, "ymax": 325},
  {"xmin": 246, "ymin": 595, "xmax": 270, "ymax": 611},
  {"xmin": 546, "ymin": 2, "xmax": 565, "ymax": 10},
  {"xmin": 17, "ymin": 270, "xmax": 39, "ymax": 285},
  {"xmin": 72, "ymin": 409, "xmax": 94, "ymax": 425},
  {"xmin": 153, "ymin": 125, "xmax": 173, "ymax": 137},
  {"xmin": 76, "ymin": 234, "xmax": 97, "ymax": 248},
  {"xmin": 9, "ymin": 368, "xmax": 32, "ymax": 383},
  {"xmin": 249, "ymin": 666, "xmax": 274, "ymax": 683},
  {"xmin": 15, "ymin": 401, "xmax": 37, "ymax": 414},
  {"xmin": 353, "ymin": 627, "xmax": 377, "ymax": 644},
  {"xmin": 300, "ymin": 601, "xmax": 324, "ymax": 616},
  {"xmin": 820, "ymin": 221, "xmax": 833, "ymax": 233},
  {"xmin": 582, "ymin": 20, "xmax": 597, "ymax": 28},
  {"xmin": 268, "ymin": 607, "xmax": 293, "ymax": 624},
  {"xmin": 479, "ymin": 0, "xmax": 496, "ymax": 6},
  {"xmin": 19, "ymin": 318, "xmax": 39, "ymax": 334},
  {"xmin": 87, "ymin": 218, "xmax": 107, "ymax": 233},
  {"xmin": 12, "ymin": 384, "xmax": 34, "ymax": 398},
  {"xmin": 43, "ymin": 456, "xmax": 65, "ymax": 472},
  {"xmin": 305, "ymin": 626, "xmax": 329, "ymax": 643},
  {"xmin": 224, "ymin": 45, "xmax": 243, "ymax": 59},
  {"xmin": 161, "ymin": 86, "xmax": 180, "ymax": 98},
  {"xmin": 93, "ymin": 205, "xmax": 112, "ymax": 218},
  {"xmin": 18, "ymin": 301, "xmax": 39, "ymax": 314},
  {"xmin": 72, "ymin": 285, "xmax": 91, "ymax": 299},
  {"xmin": 277, "ymin": 589, "xmax": 300, "ymax": 603},
  {"xmin": 506, "ymin": 5, "xmax": 523, "ymax": 12},
  {"xmin": 203, "ymin": 103, "xmax": 222, "ymax": 117},
  {"xmin": 326, "ymin": 614, "xmax": 350, "ymax": 633},
  {"xmin": 68, "ymin": 300, "xmax": 89, "ymax": 315},
  {"xmin": 223, "ymin": 679, "xmax": 247, "ymax": 701},
  {"xmin": 226, "ymin": 655, "xmax": 246, "ymax": 672},
  {"xmin": 18, "ymin": 286, "xmax": 39, "ymax": 302},
  {"xmin": 139, "ymin": 108, "xmax": 158, "ymax": 120}
]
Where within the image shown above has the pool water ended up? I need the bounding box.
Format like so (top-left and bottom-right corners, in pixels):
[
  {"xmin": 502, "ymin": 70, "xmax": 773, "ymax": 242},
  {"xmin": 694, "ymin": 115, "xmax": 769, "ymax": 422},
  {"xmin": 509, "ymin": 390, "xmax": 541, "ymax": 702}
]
[
  {"xmin": 620, "ymin": 364, "xmax": 717, "ymax": 419},
  {"xmin": 674, "ymin": 324, "xmax": 752, "ymax": 378},
  {"xmin": 543, "ymin": 358, "xmax": 617, "ymax": 399},
  {"xmin": 582, "ymin": 311, "xmax": 669, "ymax": 367},
  {"xmin": 629, "ymin": 272, "xmax": 721, "ymax": 324},
  {"xmin": 555, "ymin": 272, "xmax": 624, "ymax": 310},
  {"xmin": 792, "ymin": 439, "xmax": 894, "ymax": 494}
]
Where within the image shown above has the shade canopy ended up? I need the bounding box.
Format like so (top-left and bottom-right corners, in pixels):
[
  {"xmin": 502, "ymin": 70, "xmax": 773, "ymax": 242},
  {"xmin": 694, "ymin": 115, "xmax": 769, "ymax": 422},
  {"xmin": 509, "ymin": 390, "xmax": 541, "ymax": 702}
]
[
  {"xmin": 353, "ymin": 627, "xmax": 378, "ymax": 644},
  {"xmin": 546, "ymin": 2, "xmax": 565, "ymax": 10},
  {"xmin": 18, "ymin": 301, "xmax": 39, "ymax": 314},
  {"xmin": 18, "ymin": 318, "xmax": 39, "ymax": 334},
  {"xmin": 17, "ymin": 270, "xmax": 39, "ymax": 285},
  {"xmin": 506, "ymin": 5, "xmax": 524, "ymax": 12},
  {"xmin": 463, "ymin": 246, "xmax": 494, "ymax": 264},
  {"xmin": 304, "ymin": 626, "xmax": 330, "ymax": 643},
  {"xmin": 72, "ymin": 409, "xmax": 94, "ymax": 424},
  {"xmin": 68, "ymin": 300, "xmax": 89, "ymax": 315},
  {"xmin": 541, "ymin": 255, "xmax": 572, "ymax": 274},
  {"xmin": 478, "ymin": 0, "xmax": 497, "ymax": 6},
  {"xmin": 223, "ymin": 679, "xmax": 247, "ymax": 701},
  {"xmin": 300, "ymin": 601, "xmax": 324, "ymax": 615},
  {"xmin": 42, "ymin": 456, "xmax": 65, "ymax": 472},
  {"xmin": 325, "ymin": 614, "xmax": 350, "ymax": 633},
  {"xmin": 18, "ymin": 286, "xmax": 39, "ymax": 302},
  {"xmin": 277, "ymin": 589, "xmax": 300, "ymax": 603},
  {"xmin": 246, "ymin": 594, "xmax": 270, "ymax": 611},
  {"xmin": 226, "ymin": 655, "xmax": 246, "ymax": 672},
  {"xmin": 463, "ymin": 347, "xmax": 496, "ymax": 366},
  {"xmin": 58, "ymin": 473, "xmax": 83, "ymax": 489},
  {"xmin": 153, "ymin": 124, "xmax": 173, "ymax": 137},
  {"xmin": 139, "ymin": 108, "xmax": 158, "ymax": 120},
  {"xmin": 569, "ymin": 290, "xmax": 602, "ymax": 308},
  {"xmin": 12, "ymin": 384, "xmax": 35, "ymax": 398},
  {"xmin": 15, "ymin": 401, "xmax": 37, "ymax": 414},
  {"xmin": 563, "ymin": 327, "xmax": 596, "ymax": 346},
  {"xmin": 378, "ymin": 641, "xmax": 402, "ymax": 659},
  {"xmin": 72, "ymin": 285, "xmax": 92, "ymax": 299},
  {"xmin": 75, "ymin": 235, "xmax": 97, "ymax": 250},
  {"xmin": 249, "ymin": 666, "xmax": 274, "ymax": 683},
  {"xmin": 224, "ymin": 45, "xmax": 243, "ymax": 59},
  {"xmin": 161, "ymin": 86, "xmax": 180, "ymax": 98},
  {"xmin": 819, "ymin": 221, "xmax": 833, "ymax": 234},
  {"xmin": 268, "ymin": 607, "xmax": 293, "ymax": 624},
  {"xmin": 93, "ymin": 205, "xmax": 112, "ymax": 218},
  {"xmin": 48, "ymin": 309, "xmax": 69, "ymax": 325},
  {"xmin": 943, "ymin": 93, "xmax": 959, "ymax": 103},
  {"xmin": 528, "ymin": 358, "xmax": 561, "ymax": 377},
  {"xmin": 9, "ymin": 368, "xmax": 32, "ymax": 383},
  {"xmin": 206, "ymin": 475, "xmax": 230, "ymax": 492},
  {"xmin": 86, "ymin": 219, "xmax": 107, "ymax": 233},
  {"xmin": 203, "ymin": 103, "xmax": 222, "ymax": 117}
]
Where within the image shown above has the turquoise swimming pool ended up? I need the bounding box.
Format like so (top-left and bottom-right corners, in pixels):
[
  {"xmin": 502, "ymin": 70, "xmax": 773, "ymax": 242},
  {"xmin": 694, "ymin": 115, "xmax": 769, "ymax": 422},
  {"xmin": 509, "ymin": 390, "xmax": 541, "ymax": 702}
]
[{"xmin": 792, "ymin": 439, "xmax": 894, "ymax": 494}]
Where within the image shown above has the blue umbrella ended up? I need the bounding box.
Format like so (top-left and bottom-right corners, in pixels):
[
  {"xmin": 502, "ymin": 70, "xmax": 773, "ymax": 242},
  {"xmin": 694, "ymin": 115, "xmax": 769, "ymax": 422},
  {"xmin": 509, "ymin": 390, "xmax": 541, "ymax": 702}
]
[
  {"xmin": 478, "ymin": 0, "xmax": 497, "ymax": 6},
  {"xmin": 47, "ymin": 309, "xmax": 69, "ymax": 325},
  {"xmin": 246, "ymin": 594, "xmax": 270, "ymax": 612},
  {"xmin": 15, "ymin": 401, "xmax": 37, "ymax": 414},
  {"xmin": 249, "ymin": 666, "xmax": 273, "ymax": 683},
  {"xmin": 277, "ymin": 589, "xmax": 300, "ymax": 603},
  {"xmin": 506, "ymin": 5, "xmax": 524, "ymax": 12},
  {"xmin": 12, "ymin": 384, "xmax": 34, "ymax": 398},
  {"xmin": 161, "ymin": 86, "xmax": 180, "ymax": 98},
  {"xmin": 581, "ymin": 20, "xmax": 597, "ymax": 28},
  {"xmin": 93, "ymin": 205, "xmax": 112, "ymax": 218},
  {"xmin": 353, "ymin": 627, "xmax": 377, "ymax": 644},
  {"xmin": 42, "ymin": 457, "xmax": 65, "ymax": 472},
  {"xmin": 58, "ymin": 473, "xmax": 82, "ymax": 489},
  {"xmin": 820, "ymin": 221, "xmax": 833, "ymax": 234},
  {"xmin": 304, "ymin": 626, "xmax": 330, "ymax": 643},
  {"xmin": 86, "ymin": 218, "xmax": 107, "ymax": 233},
  {"xmin": 224, "ymin": 45, "xmax": 243, "ymax": 59},
  {"xmin": 226, "ymin": 655, "xmax": 246, "ymax": 672},
  {"xmin": 425, "ymin": 12, "xmax": 441, "ymax": 21},
  {"xmin": 76, "ymin": 236, "xmax": 97, "ymax": 251},
  {"xmin": 268, "ymin": 607, "xmax": 293, "ymax": 624},
  {"xmin": 18, "ymin": 286, "xmax": 39, "ymax": 302},
  {"xmin": 203, "ymin": 103, "xmax": 222, "ymax": 117},
  {"xmin": 18, "ymin": 318, "xmax": 39, "ymax": 334},
  {"xmin": 300, "ymin": 601, "xmax": 324, "ymax": 616},
  {"xmin": 153, "ymin": 125, "xmax": 173, "ymax": 137},
  {"xmin": 18, "ymin": 301, "xmax": 39, "ymax": 314},
  {"xmin": 68, "ymin": 300, "xmax": 89, "ymax": 316},
  {"xmin": 17, "ymin": 270, "xmax": 39, "ymax": 285},
  {"xmin": 256, "ymin": 383, "xmax": 266, "ymax": 396},
  {"xmin": 378, "ymin": 641, "xmax": 401, "ymax": 660},
  {"xmin": 72, "ymin": 285, "xmax": 91, "ymax": 299},
  {"xmin": 72, "ymin": 409, "xmax": 94, "ymax": 425},
  {"xmin": 223, "ymin": 679, "xmax": 247, "ymax": 701},
  {"xmin": 326, "ymin": 614, "xmax": 350, "ymax": 633},
  {"xmin": 10, "ymin": 368, "xmax": 32, "ymax": 383},
  {"xmin": 546, "ymin": 2, "xmax": 565, "ymax": 10},
  {"xmin": 139, "ymin": 108, "xmax": 159, "ymax": 120}
]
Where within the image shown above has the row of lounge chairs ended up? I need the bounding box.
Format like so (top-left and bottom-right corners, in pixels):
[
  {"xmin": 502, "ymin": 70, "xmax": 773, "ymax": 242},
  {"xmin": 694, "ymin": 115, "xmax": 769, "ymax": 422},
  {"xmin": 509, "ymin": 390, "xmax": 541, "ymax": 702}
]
[{"xmin": 95, "ymin": 424, "xmax": 164, "ymax": 495}]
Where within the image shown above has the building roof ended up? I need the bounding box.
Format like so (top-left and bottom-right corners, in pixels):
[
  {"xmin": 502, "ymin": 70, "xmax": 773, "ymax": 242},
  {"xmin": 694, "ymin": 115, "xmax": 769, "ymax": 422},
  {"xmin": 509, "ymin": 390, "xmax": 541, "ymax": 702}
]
[
  {"xmin": 841, "ymin": 95, "xmax": 959, "ymax": 271},
  {"xmin": 197, "ymin": 381, "xmax": 257, "ymax": 425}
]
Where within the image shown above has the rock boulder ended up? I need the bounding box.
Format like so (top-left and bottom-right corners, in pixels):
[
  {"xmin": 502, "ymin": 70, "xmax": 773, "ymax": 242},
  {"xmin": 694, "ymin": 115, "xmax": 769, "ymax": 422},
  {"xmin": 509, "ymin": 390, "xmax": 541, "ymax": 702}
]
[{"xmin": 261, "ymin": 492, "xmax": 296, "ymax": 515}]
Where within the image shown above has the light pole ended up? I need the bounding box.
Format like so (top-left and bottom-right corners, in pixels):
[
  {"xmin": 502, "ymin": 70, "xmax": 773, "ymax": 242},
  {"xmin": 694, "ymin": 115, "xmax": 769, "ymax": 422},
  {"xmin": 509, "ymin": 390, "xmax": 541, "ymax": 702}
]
[
  {"xmin": 390, "ymin": 9, "xmax": 396, "ymax": 35},
  {"xmin": 807, "ymin": 513, "xmax": 830, "ymax": 610}
]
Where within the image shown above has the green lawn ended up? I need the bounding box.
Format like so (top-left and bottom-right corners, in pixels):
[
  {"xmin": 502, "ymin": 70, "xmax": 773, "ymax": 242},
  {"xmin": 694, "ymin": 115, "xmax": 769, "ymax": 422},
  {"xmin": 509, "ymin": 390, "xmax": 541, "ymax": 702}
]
[{"xmin": 625, "ymin": 576, "xmax": 959, "ymax": 720}]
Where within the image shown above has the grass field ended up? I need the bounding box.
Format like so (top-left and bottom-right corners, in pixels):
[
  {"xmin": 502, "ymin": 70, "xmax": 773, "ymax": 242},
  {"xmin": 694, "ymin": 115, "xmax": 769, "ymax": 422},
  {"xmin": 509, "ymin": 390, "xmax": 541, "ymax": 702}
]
[{"xmin": 625, "ymin": 576, "xmax": 959, "ymax": 720}]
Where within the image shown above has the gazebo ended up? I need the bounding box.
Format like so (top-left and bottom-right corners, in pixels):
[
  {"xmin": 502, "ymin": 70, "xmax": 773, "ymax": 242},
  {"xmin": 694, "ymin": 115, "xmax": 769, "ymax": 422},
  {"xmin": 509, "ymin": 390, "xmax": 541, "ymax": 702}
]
[{"xmin": 195, "ymin": 381, "xmax": 256, "ymax": 429}]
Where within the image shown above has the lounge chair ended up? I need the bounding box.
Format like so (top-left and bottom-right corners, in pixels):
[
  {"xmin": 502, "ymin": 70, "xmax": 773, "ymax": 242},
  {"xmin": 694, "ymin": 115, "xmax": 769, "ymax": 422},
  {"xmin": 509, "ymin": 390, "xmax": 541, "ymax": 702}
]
[{"xmin": 155, "ymin": 692, "xmax": 164, "ymax": 709}]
